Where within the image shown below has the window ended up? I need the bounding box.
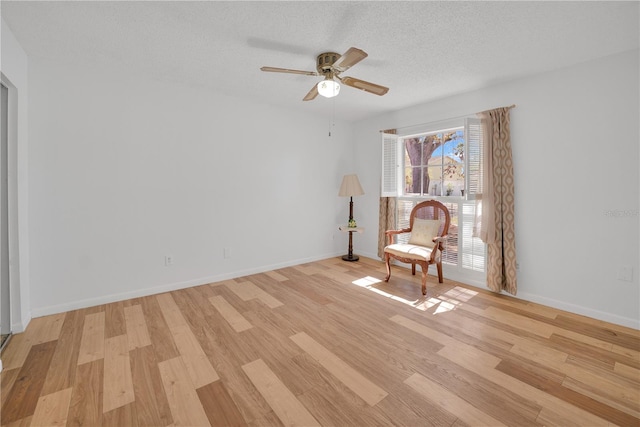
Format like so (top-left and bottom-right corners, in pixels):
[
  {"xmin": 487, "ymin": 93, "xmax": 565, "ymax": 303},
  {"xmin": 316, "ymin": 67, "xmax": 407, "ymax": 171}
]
[
  {"xmin": 403, "ymin": 128, "xmax": 465, "ymax": 197},
  {"xmin": 381, "ymin": 117, "xmax": 485, "ymax": 276}
]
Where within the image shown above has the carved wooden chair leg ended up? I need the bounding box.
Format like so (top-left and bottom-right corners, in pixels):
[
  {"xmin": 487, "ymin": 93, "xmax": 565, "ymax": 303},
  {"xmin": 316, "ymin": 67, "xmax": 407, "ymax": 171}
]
[
  {"xmin": 384, "ymin": 253, "xmax": 391, "ymax": 282},
  {"xmin": 421, "ymin": 264, "xmax": 428, "ymax": 295},
  {"xmin": 411, "ymin": 263, "xmax": 416, "ymax": 276},
  {"xmin": 437, "ymin": 261, "xmax": 443, "ymax": 283}
]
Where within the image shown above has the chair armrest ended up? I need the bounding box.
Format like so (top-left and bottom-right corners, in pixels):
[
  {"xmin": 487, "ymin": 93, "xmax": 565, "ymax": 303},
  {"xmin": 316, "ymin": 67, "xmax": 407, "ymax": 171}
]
[
  {"xmin": 385, "ymin": 228, "xmax": 411, "ymax": 236},
  {"xmin": 428, "ymin": 235, "xmax": 448, "ymax": 262},
  {"xmin": 432, "ymin": 235, "xmax": 448, "ymax": 252},
  {"xmin": 432, "ymin": 235, "xmax": 448, "ymax": 244},
  {"xmin": 385, "ymin": 228, "xmax": 411, "ymax": 245}
]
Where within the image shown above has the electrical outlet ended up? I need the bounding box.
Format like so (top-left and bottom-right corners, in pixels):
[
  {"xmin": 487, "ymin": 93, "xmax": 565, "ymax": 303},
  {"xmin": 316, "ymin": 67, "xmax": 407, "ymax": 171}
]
[
  {"xmin": 617, "ymin": 265, "xmax": 633, "ymax": 282},
  {"xmin": 165, "ymin": 255, "xmax": 173, "ymax": 266}
]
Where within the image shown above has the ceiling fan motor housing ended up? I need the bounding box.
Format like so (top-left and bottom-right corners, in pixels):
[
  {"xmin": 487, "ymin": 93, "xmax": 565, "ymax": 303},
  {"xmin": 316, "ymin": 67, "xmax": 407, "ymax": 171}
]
[{"xmin": 316, "ymin": 52, "xmax": 340, "ymax": 74}]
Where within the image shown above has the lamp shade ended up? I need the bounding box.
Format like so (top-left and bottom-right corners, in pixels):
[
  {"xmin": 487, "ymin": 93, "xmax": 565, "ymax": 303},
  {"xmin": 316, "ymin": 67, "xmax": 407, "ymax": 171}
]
[
  {"xmin": 317, "ymin": 79, "xmax": 340, "ymax": 98},
  {"xmin": 338, "ymin": 174, "xmax": 364, "ymax": 197}
]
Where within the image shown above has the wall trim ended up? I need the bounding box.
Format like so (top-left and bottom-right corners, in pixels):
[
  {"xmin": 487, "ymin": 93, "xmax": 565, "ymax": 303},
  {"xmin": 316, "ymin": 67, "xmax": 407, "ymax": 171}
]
[
  {"xmin": 358, "ymin": 251, "xmax": 638, "ymax": 330},
  {"xmin": 512, "ymin": 291, "xmax": 639, "ymax": 330},
  {"xmin": 29, "ymin": 251, "xmax": 343, "ymax": 319},
  {"xmin": 28, "ymin": 250, "xmax": 640, "ymax": 331}
]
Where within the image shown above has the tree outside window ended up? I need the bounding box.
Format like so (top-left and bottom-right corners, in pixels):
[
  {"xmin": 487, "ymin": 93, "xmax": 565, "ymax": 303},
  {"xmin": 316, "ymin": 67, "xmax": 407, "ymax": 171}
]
[{"xmin": 403, "ymin": 129, "xmax": 465, "ymax": 197}]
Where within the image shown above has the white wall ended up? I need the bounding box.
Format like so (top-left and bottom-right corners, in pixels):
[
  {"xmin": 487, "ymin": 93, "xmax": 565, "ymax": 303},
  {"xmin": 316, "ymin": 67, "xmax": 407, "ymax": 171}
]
[
  {"xmin": 13, "ymin": 29, "xmax": 640, "ymax": 329},
  {"xmin": 353, "ymin": 49, "xmax": 640, "ymax": 328},
  {"xmin": 0, "ymin": 19, "xmax": 30, "ymax": 332},
  {"xmin": 27, "ymin": 56, "xmax": 352, "ymax": 316}
]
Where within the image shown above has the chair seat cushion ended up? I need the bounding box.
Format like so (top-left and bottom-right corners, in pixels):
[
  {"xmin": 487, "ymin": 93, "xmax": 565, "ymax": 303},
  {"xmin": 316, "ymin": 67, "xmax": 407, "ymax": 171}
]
[{"xmin": 384, "ymin": 243, "xmax": 433, "ymax": 261}]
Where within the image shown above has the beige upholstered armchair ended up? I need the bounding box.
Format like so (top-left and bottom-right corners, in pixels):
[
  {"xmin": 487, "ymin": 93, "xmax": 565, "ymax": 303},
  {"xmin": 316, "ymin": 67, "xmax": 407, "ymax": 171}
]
[{"xmin": 384, "ymin": 200, "xmax": 450, "ymax": 295}]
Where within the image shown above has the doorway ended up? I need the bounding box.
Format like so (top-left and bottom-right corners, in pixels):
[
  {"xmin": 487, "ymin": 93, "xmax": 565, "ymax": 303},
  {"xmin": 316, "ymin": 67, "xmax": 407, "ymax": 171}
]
[{"xmin": 1, "ymin": 82, "xmax": 10, "ymax": 350}]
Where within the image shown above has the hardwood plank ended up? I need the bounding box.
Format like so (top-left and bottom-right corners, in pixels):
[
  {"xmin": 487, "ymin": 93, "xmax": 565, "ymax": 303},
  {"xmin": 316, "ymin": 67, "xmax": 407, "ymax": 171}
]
[
  {"xmin": 130, "ymin": 345, "xmax": 173, "ymax": 427},
  {"xmin": 139, "ymin": 295, "xmax": 180, "ymax": 362},
  {"xmin": 553, "ymin": 313, "xmax": 640, "ymax": 349},
  {"xmin": 510, "ymin": 341, "xmax": 569, "ymax": 366},
  {"xmin": 550, "ymin": 332, "xmax": 640, "ymax": 371},
  {"xmin": 124, "ymin": 304, "xmax": 152, "ymax": 350},
  {"xmin": 102, "ymin": 402, "xmax": 138, "ymax": 427},
  {"xmin": 497, "ymin": 358, "xmax": 638, "ymax": 426},
  {"xmin": 156, "ymin": 292, "xmax": 219, "ymax": 388},
  {"xmin": 102, "ymin": 334, "xmax": 135, "ymax": 413},
  {"xmin": 612, "ymin": 342, "xmax": 640, "ymax": 361},
  {"xmin": 482, "ymin": 306, "xmax": 556, "ymax": 338},
  {"xmin": 265, "ymin": 270, "xmax": 288, "ymax": 282},
  {"xmin": 155, "ymin": 293, "xmax": 189, "ymax": 329},
  {"xmin": 0, "ymin": 332, "xmax": 32, "ymax": 371},
  {"xmin": 105, "ymin": 301, "xmax": 127, "ymax": 338},
  {"xmin": 3, "ymin": 415, "xmax": 33, "ymax": 427},
  {"xmin": 30, "ymin": 387, "xmax": 73, "ymax": 427},
  {"xmin": 40, "ymin": 309, "xmax": 84, "ymax": 395},
  {"xmin": 225, "ymin": 280, "xmax": 283, "ymax": 308},
  {"xmin": 614, "ymin": 361, "xmax": 640, "ymax": 381},
  {"xmin": 242, "ymin": 358, "xmax": 320, "ymax": 427},
  {"xmin": 169, "ymin": 324, "xmax": 220, "ymax": 388},
  {"xmin": 197, "ymin": 381, "xmax": 248, "ymax": 427},
  {"xmin": 31, "ymin": 313, "xmax": 66, "ymax": 344},
  {"xmin": 158, "ymin": 356, "xmax": 211, "ymax": 427},
  {"xmin": 209, "ymin": 295, "xmax": 253, "ymax": 332},
  {"xmin": 290, "ymin": 332, "xmax": 388, "ymax": 406},
  {"xmin": 270, "ymin": 275, "xmax": 333, "ymax": 306},
  {"xmin": 390, "ymin": 314, "xmax": 454, "ymax": 347},
  {"xmin": 0, "ymin": 313, "xmax": 65, "ymax": 371},
  {"xmin": 442, "ymin": 337, "xmax": 611, "ymax": 426},
  {"xmin": 1, "ymin": 257, "xmax": 638, "ymax": 427},
  {"xmin": 404, "ymin": 372, "xmax": 508, "ymax": 427},
  {"xmin": 370, "ymin": 383, "xmax": 460, "ymax": 427},
  {"xmin": 1, "ymin": 340, "xmax": 57, "ymax": 424},
  {"xmin": 66, "ymin": 359, "xmax": 103, "ymax": 427},
  {"xmin": 1, "ymin": 368, "xmax": 20, "ymax": 408},
  {"xmin": 436, "ymin": 342, "xmax": 502, "ymax": 371},
  {"xmin": 562, "ymin": 375, "xmax": 640, "ymax": 418},
  {"xmin": 77, "ymin": 311, "xmax": 105, "ymax": 365}
]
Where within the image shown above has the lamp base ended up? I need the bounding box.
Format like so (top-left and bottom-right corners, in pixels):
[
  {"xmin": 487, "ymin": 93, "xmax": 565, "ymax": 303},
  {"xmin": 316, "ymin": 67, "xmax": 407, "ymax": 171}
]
[{"xmin": 342, "ymin": 254, "xmax": 359, "ymax": 262}]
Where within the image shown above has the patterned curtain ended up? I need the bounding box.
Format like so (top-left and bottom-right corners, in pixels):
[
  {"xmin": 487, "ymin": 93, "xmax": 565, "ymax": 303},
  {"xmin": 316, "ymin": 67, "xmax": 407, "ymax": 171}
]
[
  {"xmin": 477, "ymin": 106, "xmax": 517, "ymax": 295},
  {"xmin": 377, "ymin": 197, "xmax": 396, "ymax": 259}
]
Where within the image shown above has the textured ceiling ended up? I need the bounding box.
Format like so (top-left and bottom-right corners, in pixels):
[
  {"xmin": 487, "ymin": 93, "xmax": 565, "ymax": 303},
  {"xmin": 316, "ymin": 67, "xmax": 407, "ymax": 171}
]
[{"xmin": 2, "ymin": 1, "xmax": 638, "ymax": 122}]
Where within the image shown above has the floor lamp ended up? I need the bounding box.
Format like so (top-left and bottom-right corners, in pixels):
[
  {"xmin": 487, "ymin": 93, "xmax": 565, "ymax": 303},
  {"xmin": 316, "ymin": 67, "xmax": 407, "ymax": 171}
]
[{"xmin": 338, "ymin": 174, "xmax": 364, "ymax": 262}]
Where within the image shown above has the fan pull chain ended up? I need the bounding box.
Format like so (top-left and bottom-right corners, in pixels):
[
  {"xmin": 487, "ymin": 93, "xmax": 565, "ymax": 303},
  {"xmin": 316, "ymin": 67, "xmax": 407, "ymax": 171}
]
[{"xmin": 328, "ymin": 96, "xmax": 336, "ymax": 137}]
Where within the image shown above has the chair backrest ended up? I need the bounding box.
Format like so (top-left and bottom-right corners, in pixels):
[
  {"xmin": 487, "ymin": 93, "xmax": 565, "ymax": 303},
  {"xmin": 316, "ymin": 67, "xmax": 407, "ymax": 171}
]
[{"xmin": 409, "ymin": 200, "xmax": 450, "ymax": 238}]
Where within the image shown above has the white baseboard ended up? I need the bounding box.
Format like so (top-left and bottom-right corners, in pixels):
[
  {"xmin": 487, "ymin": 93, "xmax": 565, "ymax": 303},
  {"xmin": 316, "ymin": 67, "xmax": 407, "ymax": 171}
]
[
  {"xmin": 358, "ymin": 253, "xmax": 639, "ymax": 330},
  {"xmin": 30, "ymin": 251, "xmax": 343, "ymax": 319},
  {"xmin": 24, "ymin": 251, "xmax": 640, "ymax": 331},
  {"xmin": 513, "ymin": 291, "xmax": 639, "ymax": 330}
]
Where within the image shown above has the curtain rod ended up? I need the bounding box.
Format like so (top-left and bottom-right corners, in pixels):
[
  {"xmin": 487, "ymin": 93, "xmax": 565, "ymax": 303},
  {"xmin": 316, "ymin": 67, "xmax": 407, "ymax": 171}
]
[{"xmin": 380, "ymin": 104, "xmax": 516, "ymax": 134}]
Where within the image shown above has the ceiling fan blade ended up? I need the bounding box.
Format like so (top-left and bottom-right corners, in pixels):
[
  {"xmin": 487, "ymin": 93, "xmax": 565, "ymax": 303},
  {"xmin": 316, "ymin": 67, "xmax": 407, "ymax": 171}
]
[
  {"xmin": 340, "ymin": 76, "xmax": 389, "ymax": 96},
  {"xmin": 303, "ymin": 84, "xmax": 318, "ymax": 101},
  {"xmin": 260, "ymin": 66, "xmax": 318, "ymax": 76},
  {"xmin": 332, "ymin": 47, "xmax": 368, "ymax": 72}
]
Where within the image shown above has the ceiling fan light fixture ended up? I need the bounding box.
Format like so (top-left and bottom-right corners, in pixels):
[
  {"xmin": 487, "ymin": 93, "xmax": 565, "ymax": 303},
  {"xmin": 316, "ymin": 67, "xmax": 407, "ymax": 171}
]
[{"xmin": 317, "ymin": 79, "xmax": 340, "ymax": 98}]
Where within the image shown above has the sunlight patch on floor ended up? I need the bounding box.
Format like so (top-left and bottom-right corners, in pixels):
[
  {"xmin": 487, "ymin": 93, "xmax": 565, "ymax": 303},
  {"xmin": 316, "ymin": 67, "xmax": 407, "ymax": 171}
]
[
  {"xmin": 351, "ymin": 276, "xmax": 422, "ymax": 307},
  {"xmin": 443, "ymin": 286, "xmax": 478, "ymax": 301},
  {"xmin": 351, "ymin": 277, "xmax": 478, "ymax": 314}
]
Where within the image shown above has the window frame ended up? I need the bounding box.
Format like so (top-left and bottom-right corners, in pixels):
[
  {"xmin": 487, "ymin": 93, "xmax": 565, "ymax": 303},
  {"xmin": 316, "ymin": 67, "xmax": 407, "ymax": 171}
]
[{"xmin": 381, "ymin": 117, "xmax": 485, "ymax": 278}]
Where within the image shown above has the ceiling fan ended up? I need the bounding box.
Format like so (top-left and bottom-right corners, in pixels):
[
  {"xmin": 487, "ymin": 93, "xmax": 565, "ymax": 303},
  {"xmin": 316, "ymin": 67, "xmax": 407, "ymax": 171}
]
[{"xmin": 260, "ymin": 47, "xmax": 389, "ymax": 101}]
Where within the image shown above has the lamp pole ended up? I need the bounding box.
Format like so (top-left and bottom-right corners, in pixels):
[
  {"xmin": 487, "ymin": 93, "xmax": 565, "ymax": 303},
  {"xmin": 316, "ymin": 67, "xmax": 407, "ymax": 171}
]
[{"xmin": 342, "ymin": 196, "xmax": 359, "ymax": 262}]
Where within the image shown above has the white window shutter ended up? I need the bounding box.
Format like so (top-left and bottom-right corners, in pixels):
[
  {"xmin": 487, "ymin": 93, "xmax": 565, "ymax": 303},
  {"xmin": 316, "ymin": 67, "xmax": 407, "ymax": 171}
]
[
  {"xmin": 381, "ymin": 133, "xmax": 400, "ymax": 197},
  {"xmin": 465, "ymin": 117, "xmax": 482, "ymax": 200}
]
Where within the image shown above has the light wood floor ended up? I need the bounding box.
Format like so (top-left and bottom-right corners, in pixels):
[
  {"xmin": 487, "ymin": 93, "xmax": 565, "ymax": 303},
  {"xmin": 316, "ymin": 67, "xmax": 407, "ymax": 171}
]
[{"xmin": 1, "ymin": 257, "xmax": 639, "ymax": 426}]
